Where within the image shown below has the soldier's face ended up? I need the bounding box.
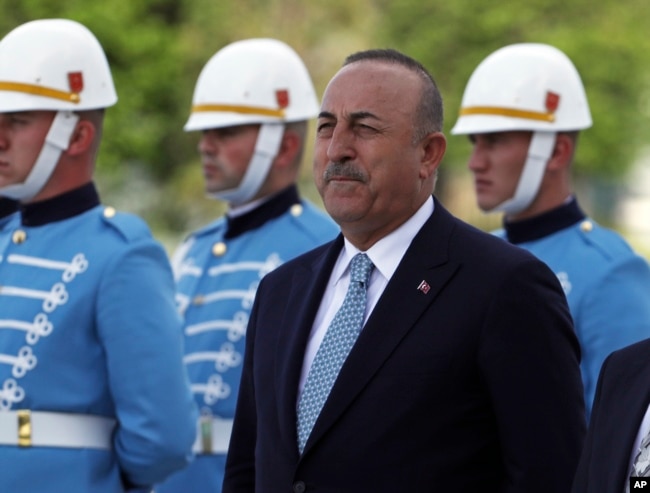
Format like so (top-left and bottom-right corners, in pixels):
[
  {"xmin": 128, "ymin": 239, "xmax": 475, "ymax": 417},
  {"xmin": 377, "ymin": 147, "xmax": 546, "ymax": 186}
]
[
  {"xmin": 466, "ymin": 131, "xmax": 532, "ymax": 213},
  {"xmin": 0, "ymin": 110, "xmax": 55, "ymax": 191},
  {"xmin": 197, "ymin": 124, "xmax": 260, "ymax": 194}
]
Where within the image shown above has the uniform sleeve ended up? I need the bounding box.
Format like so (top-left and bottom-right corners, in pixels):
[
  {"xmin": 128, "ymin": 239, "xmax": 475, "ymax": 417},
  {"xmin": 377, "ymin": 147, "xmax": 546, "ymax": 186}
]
[
  {"xmin": 97, "ymin": 237, "xmax": 198, "ymax": 487},
  {"xmin": 577, "ymin": 254, "xmax": 650, "ymax": 418},
  {"xmin": 479, "ymin": 258, "xmax": 586, "ymax": 493},
  {"xmin": 169, "ymin": 235, "xmax": 195, "ymax": 280}
]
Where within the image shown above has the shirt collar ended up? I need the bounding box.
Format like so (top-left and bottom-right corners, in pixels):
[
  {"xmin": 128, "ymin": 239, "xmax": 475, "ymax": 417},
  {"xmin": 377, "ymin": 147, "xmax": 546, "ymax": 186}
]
[{"xmin": 334, "ymin": 195, "xmax": 434, "ymax": 283}]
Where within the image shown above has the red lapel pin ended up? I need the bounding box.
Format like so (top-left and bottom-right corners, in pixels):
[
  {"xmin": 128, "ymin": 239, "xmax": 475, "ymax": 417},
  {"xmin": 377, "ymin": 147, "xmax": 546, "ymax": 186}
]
[{"xmin": 417, "ymin": 280, "xmax": 430, "ymax": 294}]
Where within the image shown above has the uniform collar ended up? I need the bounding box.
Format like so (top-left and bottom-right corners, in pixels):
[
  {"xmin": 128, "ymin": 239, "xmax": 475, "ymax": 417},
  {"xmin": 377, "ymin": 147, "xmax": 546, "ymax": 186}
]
[
  {"xmin": 0, "ymin": 198, "xmax": 18, "ymax": 219},
  {"xmin": 19, "ymin": 182, "xmax": 100, "ymax": 227},
  {"xmin": 503, "ymin": 196, "xmax": 586, "ymax": 244},
  {"xmin": 224, "ymin": 185, "xmax": 301, "ymax": 239}
]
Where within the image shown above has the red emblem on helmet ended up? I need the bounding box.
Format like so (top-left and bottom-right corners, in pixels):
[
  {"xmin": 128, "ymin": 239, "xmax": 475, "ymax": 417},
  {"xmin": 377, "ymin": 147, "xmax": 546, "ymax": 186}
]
[
  {"xmin": 276, "ymin": 89, "xmax": 289, "ymax": 109},
  {"xmin": 68, "ymin": 72, "xmax": 84, "ymax": 94},
  {"xmin": 545, "ymin": 91, "xmax": 560, "ymax": 113}
]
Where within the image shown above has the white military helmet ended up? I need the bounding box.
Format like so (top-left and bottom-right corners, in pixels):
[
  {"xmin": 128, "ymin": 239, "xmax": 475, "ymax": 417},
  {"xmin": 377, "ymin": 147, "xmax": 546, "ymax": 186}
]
[
  {"xmin": 0, "ymin": 19, "xmax": 117, "ymax": 201},
  {"xmin": 451, "ymin": 43, "xmax": 592, "ymax": 215},
  {"xmin": 0, "ymin": 18, "xmax": 117, "ymax": 112},
  {"xmin": 185, "ymin": 38, "xmax": 318, "ymax": 131},
  {"xmin": 451, "ymin": 43, "xmax": 591, "ymax": 135},
  {"xmin": 185, "ymin": 38, "xmax": 319, "ymax": 205}
]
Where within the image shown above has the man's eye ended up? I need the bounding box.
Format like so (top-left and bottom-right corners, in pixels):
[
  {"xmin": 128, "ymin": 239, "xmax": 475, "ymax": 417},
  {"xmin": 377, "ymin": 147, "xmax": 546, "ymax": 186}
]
[
  {"xmin": 356, "ymin": 124, "xmax": 377, "ymax": 133},
  {"xmin": 218, "ymin": 128, "xmax": 238, "ymax": 138},
  {"xmin": 317, "ymin": 122, "xmax": 334, "ymax": 133}
]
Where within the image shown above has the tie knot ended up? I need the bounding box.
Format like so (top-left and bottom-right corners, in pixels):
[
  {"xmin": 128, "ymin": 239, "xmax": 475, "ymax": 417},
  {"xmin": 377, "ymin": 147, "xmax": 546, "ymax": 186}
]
[{"xmin": 350, "ymin": 253, "xmax": 373, "ymax": 285}]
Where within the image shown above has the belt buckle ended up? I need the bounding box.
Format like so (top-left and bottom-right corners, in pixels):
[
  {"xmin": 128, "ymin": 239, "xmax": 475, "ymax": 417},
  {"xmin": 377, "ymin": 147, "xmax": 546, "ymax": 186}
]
[
  {"xmin": 200, "ymin": 413, "xmax": 212, "ymax": 454},
  {"xmin": 17, "ymin": 410, "xmax": 31, "ymax": 447}
]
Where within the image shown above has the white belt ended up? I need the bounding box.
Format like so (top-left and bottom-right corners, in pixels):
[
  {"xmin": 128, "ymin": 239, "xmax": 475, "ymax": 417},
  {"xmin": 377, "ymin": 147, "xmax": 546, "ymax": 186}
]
[
  {"xmin": 0, "ymin": 410, "xmax": 115, "ymax": 450},
  {"xmin": 192, "ymin": 415, "xmax": 233, "ymax": 454}
]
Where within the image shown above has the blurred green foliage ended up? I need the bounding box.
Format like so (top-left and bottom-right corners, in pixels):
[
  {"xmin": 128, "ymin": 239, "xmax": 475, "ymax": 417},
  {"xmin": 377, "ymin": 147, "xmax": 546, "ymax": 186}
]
[
  {"xmin": 1, "ymin": 0, "xmax": 648, "ymax": 243},
  {"xmin": 376, "ymin": 0, "xmax": 650, "ymax": 182}
]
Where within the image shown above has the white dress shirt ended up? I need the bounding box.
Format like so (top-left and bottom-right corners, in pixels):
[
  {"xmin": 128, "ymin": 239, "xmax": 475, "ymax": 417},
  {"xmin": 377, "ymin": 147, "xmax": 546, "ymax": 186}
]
[{"xmin": 297, "ymin": 196, "xmax": 434, "ymax": 396}]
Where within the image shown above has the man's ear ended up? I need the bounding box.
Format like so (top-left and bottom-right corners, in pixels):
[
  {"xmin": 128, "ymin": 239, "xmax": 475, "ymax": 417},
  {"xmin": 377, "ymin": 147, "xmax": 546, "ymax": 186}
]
[
  {"xmin": 419, "ymin": 131, "xmax": 447, "ymax": 179},
  {"xmin": 547, "ymin": 133, "xmax": 574, "ymax": 171},
  {"xmin": 273, "ymin": 129, "xmax": 301, "ymax": 169},
  {"xmin": 66, "ymin": 119, "xmax": 96, "ymax": 156}
]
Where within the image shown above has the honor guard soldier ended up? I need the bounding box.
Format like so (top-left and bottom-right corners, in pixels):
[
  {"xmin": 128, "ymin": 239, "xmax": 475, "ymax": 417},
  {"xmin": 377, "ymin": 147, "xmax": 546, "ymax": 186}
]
[
  {"xmin": 452, "ymin": 43, "xmax": 650, "ymax": 419},
  {"xmin": 0, "ymin": 19, "xmax": 197, "ymax": 492},
  {"xmin": 155, "ymin": 39, "xmax": 338, "ymax": 493}
]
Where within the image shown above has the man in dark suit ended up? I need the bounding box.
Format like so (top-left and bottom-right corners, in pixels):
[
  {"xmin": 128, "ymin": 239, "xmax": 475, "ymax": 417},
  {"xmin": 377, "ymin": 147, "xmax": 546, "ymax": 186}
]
[
  {"xmin": 223, "ymin": 48, "xmax": 586, "ymax": 493},
  {"xmin": 573, "ymin": 339, "xmax": 650, "ymax": 493}
]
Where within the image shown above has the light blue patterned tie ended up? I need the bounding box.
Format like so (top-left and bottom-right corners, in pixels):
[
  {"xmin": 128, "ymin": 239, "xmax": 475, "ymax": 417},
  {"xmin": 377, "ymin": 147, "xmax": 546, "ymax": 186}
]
[
  {"xmin": 628, "ymin": 430, "xmax": 650, "ymax": 492},
  {"xmin": 296, "ymin": 253, "xmax": 374, "ymax": 454}
]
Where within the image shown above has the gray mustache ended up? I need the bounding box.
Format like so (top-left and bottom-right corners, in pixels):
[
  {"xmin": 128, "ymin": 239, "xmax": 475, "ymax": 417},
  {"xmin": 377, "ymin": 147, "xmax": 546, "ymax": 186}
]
[{"xmin": 323, "ymin": 163, "xmax": 366, "ymax": 182}]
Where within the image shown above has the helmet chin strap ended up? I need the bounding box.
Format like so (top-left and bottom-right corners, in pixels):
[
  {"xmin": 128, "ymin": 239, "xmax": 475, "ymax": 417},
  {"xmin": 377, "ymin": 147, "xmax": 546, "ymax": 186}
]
[
  {"xmin": 492, "ymin": 131, "xmax": 557, "ymax": 215},
  {"xmin": 208, "ymin": 122, "xmax": 285, "ymax": 206},
  {"xmin": 0, "ymin": 110, "xmax": 79, "ymax": 202}
]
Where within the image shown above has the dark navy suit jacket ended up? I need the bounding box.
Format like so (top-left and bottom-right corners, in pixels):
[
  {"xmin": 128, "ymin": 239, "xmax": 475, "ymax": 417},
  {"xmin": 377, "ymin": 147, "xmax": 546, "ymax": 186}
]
[
  {"xmin": 573, "ymin": 338, "xmax": 650, "ymax": 493},
  {"xmin": 224, "ymin": 198, "xmax": 586, "ymax": 493}
]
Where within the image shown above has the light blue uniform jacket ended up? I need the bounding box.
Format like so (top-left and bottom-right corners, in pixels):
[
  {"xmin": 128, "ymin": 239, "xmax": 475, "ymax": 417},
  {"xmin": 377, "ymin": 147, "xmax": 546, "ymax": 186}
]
[
  {"xmin": 157, "ymin": 186, "xmax": 338, "ymax": 493},
  {"xmin": 0, "ymin": 184, "xmax": 197, "ymax": 492},
  {"xmin": 497, "ymin": 198, "xmax": 650, "ymax": 420}
]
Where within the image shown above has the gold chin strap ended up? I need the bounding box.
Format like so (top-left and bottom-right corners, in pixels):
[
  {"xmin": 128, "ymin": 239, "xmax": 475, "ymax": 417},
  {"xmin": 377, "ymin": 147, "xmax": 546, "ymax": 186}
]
[
  {"xmin": 0, "ymin": 81, "xmax": 80, "ymax": 103},
  {"xmin": 192, "ymin": 103, "xmax": 285, "ymax": 118},
  {"xmin": 460, "ymin": 105, "xmax": 555, "ymax": 123}
]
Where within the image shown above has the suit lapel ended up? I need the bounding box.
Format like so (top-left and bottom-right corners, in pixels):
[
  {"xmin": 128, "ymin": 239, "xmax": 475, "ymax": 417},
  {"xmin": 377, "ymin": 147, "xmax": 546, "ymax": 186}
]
[{"xmin": 303, "ymin": 204, "xmax": 461, "ymax": 455}]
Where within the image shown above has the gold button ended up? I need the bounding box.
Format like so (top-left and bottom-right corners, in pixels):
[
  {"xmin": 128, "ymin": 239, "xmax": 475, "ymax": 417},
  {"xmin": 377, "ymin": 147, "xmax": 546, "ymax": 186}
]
[
  {"xmin": 212, "ymin": 242, "xmax": 227, "ymax": 256},
  {"xmin": 290, "ymin": 203, "xmax": 303, "ymax": 217},
  {"xmin": 580, "ymin": 220, "xmax": 593, "ymax": 233},
  {"xmin": 193, "ymin": 295, "xmax": 205, "ymax": 306},
  {"xmin": 103, "ymin": 206, "xmax": 116, "ymax": 218},
  {"xmin": 12, "ymin": 230, "xmax": 26, "ymax": 244}
]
